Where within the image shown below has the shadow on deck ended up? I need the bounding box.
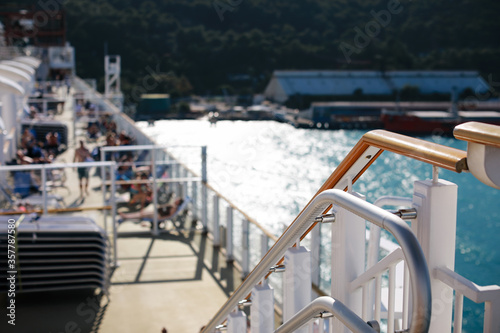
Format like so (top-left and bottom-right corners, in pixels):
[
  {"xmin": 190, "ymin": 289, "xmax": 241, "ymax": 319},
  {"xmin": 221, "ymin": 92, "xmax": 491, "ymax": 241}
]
[{"xmin": 0, "ymin": 226, "xmax": 241, "ymax": 333}]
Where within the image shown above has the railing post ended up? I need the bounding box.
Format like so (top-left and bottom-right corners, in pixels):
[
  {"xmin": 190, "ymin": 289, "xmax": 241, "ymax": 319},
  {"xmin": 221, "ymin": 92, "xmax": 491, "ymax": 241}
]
[
  {"xmin": 41, "ymin": 165, "xmax": 48, "ymax": 215},
  {"xmin": 251, "ymin": 282, "xmax": 275, "ymax": 333},
  {"xmin": 101, "ymin": 148, "xmax": 107, "ymax": 229},
  {"xmin": 283, "ymin": 245, "xmax": 312, "ymax": 333},
  {"xmin": 330, "ymin": 193, "xmax": 365, "ymax": 332},
  {"xmin": 213, "ymin": 194, "xmax": 220, "ymax": 246},
  {"xmin": 310, "ymin": 221, "xmax": 321, "ymax": 288},
  {"xmin": 227, "ymin": 309, "xmax": 247, "ymax": 333},
  {"xmin": 226, "ymin": 206, "xmax": 234, "ymax": 262},
  {"xmin": 413, "ymin": 179, "xmax": 457, "ymax": 333},
  {"xmin": 152, "ymin": 147, "xmax": 159, "ymax": 236},
  {"xmin": 485, "ymin": 299, "xmax": 500, "ymax": 333},
  {"xmin": 260, "ymin": 233, "xmax": 268, "ymax": 259},
  {"xmin": 72, "ymin": 100, "xmax": 77, "ymax": 146},
  {"xmin": 242, "ymin": 218, "xmax": 250, "ymax": 278},
  {"xmin": 174, "ymin": 162, "xmax": 180, "ymax": 197},
  {"xmin": 192, "ymin": 178, "xmax": 198, "ymax": 219},
  {"xmin": 111, "ymin": 163, "xmax": 118, "ymax": 267},
  {"xmin": 201, "ymin": 146, "xmax": 208, "ymax": 231},
  {"xmin": 182, "ymin": 167, "xmax": 188, "ymax": 198}
]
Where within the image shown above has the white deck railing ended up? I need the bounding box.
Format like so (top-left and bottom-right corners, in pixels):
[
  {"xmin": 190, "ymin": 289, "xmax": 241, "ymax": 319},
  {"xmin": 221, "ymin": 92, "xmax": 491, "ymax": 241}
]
[{"xmin": 435, "ymin": 267, "xmax": 500, "ymax": 333}]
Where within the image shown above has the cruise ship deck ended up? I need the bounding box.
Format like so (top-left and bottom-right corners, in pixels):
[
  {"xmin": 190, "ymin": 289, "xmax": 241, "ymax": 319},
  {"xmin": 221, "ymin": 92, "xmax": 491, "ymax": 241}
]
[{"xmin": 0, "ymin": 84, "xmax": 240, "ymax": 333}]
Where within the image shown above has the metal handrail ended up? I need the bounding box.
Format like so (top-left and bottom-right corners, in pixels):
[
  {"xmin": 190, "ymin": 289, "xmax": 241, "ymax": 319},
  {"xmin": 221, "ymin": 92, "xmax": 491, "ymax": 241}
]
[
  {"xmin": 202, "ymin": 189, "xmax": 432, "ymax": 333},
  {"xmin": 262, "ymin": 130, "xmax": 467, "ymax": 282},
  {"xmin": 275, "ymin": 296, "xmax": 376, "ymax": 333},
  {"xmin": 203, "ymin": 130, "xmax": 465, "ymax": 331}
]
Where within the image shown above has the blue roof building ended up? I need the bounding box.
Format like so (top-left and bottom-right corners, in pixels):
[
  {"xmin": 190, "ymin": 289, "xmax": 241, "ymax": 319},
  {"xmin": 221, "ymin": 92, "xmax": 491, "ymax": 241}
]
[{"xmin": 264, "ymin": 70, "xmax": 490, "ymax": 103}]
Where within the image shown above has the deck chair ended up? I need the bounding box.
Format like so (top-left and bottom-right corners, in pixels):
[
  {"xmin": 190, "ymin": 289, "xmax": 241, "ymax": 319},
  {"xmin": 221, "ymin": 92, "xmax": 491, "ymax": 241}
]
[
  {"xmin": 117, "ymin": 196, "xmax": 191, "ymax": 229},
  {"xmin": 0, "ymin": 184, "xmax": 65, "ymax": 209}
]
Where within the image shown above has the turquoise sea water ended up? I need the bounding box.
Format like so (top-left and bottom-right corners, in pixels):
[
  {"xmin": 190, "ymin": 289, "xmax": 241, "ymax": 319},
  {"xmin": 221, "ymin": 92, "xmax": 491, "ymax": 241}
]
[{"xmin": 139, "ymin": 119, "xmax": 499, "ymax": 332}]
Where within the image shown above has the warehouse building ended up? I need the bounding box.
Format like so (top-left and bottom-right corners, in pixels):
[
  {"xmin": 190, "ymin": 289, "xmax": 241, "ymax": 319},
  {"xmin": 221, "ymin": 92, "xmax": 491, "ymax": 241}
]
[{"xmin": 264, "ymin": 70, "xmax": 489, "ymax": 103}]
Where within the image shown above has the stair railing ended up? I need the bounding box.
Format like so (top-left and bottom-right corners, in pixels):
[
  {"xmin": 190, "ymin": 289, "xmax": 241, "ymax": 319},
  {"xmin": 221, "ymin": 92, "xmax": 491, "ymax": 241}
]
[
  {"xmin": 202, "ymin": 129, "xmax": 468, "ymax": 333},
  {"xmin": 203, "ymin": 189, "xmax": 432, "ymax": 333}
]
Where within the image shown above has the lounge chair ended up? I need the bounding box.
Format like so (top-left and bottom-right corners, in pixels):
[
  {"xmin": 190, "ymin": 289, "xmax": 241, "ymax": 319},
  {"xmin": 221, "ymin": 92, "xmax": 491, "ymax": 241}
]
[
  {"xmin": 1, "ymin": 181, "xmax": 65, "ymax": 210},
  {"xmin": 117, "ymin": 196, "xmax": 191, "ymax": 229}
]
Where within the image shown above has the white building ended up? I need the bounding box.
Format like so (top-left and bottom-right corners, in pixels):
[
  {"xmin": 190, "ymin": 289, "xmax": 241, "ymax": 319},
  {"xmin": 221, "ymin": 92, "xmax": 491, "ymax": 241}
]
[{"xmin": 264, "ymin": 70, "xmax": 490, "ymax": 103}]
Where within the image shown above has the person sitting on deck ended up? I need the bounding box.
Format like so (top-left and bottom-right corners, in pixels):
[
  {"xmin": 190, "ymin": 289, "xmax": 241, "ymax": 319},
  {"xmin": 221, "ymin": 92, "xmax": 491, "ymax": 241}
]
[
  {"xmin": 129, "ymin": 173, "xmax": 152, "ymax": 210},
  {"xmin": 115, "ymin": 154, "xmax": 135, "ymax": 190},
  {"xmin": 118, "ymin": 198, "xmax": 184, "ymax": 228},
  {"xmin": 25, "ymin": 141, "xmax": 51, "ymax": 164},
  {"xmin": 20, "ymin": 128, "xmax": 36, "ymax": 149},
  {"xmin": 87, "ymin": 122, "xmax": 101, "ymax": 140},
  {"xmin": 45, "ymin": 132, "xmax": 62, "ymax": 158}
]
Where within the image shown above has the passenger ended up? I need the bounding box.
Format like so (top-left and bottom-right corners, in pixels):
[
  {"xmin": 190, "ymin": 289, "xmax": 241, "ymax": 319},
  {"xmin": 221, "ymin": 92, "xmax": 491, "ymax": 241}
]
[
  {"xmin": 118, "ymin": 130, "xmax": 133, "ymax": 146},
  {"xmin": 45, "ymin": 132, "xmax": 61, "ymax": 158},
  {"xmin": 87, "ymin": 122, "xmax": 101, "ymax": 140},
  {"xmin": 118, "ymin": 198, "xmax": 184, "ymax": 223},
  {"xmin": 16, "ymin": 150, "xmax": 33, "ymax": 165},
  {"xmin": 25, "ymin": 142, "xmax": 51, "ymax": 164},
  {"xmin": 74, "ymin": 140, "xmax": 92, "ymax": 197},
  {"xmin": 129, "ymin": 173, "xmax": 152, "ymax": 210},
  {"xmin": 21, "ymin": 128, "xmax": 36, "ymax": 149},
  {"xmin": 103, "ymin": 132, "xmax": 119, "ymax": 161},
  {"xmin": 29, "ymin": 106, "xmax": 39, "ymax": 119}
]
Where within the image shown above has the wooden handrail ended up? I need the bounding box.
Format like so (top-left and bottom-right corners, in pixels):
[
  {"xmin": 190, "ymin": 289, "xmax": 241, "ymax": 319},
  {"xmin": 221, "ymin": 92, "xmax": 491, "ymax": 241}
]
[
  {"xmin": 454, "ymin": 121, "xmax": 500, "ymax": 148},
  {"xmin": 240, "ymin": 129, "xmax": 468, "ymax": 304},
  {"xmin": 363, "ymin": 130, "xmax": 468, "ymax": 172}
]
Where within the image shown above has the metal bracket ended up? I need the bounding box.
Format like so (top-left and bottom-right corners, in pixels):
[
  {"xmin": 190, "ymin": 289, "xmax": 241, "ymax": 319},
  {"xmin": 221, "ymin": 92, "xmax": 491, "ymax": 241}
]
[
  {"xmin": 390, "ymin": 208, "xmax": 417, "ymax": 220},
  {"xmin": 314, "ymin": 213, "xmax": 336, "ymax": 223},
  {"xmin": 237, "ymin": 299, "xmax": 252, "ymax": 309},
  {"xmin": 314, "ymin": 311, "xmax": 334, "ymax": 319},
  {"xmin": 215, "ymin": 324, "xmax": 227, "ymax": 331},
  {"xmin": 269, "ymin": 265, "xmax": 285, "ymax": 273}
]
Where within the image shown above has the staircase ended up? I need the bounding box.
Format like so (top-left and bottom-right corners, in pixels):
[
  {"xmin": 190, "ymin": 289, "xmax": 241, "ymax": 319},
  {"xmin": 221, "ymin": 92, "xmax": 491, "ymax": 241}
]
[{"xmin": 201, "ymin": 123, "xmax": 500, "ymax": 333}]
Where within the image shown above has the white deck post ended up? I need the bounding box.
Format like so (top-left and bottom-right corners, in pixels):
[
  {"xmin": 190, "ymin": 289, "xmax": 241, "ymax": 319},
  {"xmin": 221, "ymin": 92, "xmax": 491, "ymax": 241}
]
[
  {"xmin": 41, "ymin": 165, "xmax": 48, "ymax": 215},
  {"xmin": 212, "ymin": 194, "xmax": 220, "ymax": 246},
  {"xmin": 260, "ymin": 233, "xmax": 268, "ymax": 259},
  {"xmin": 111, "ymin": 163, "xmax": 118, "ymax": 266},
  {"xmin": 227, "ymin": 309, "xmax": 247, "ymax": 333},
  {"xmin": 242, "ymin": 218, "xmax": 250, "ymax": 277},
  {"xmin": 412, "ymin": 179, "xmax": 457, "ymax": 333},
  {"xmin": 226, "ymin": 206, "xmax": 234, "ymax": 261},
  {"xmin": 192, "ymin": 179, "xmax": 198, "ymax": 218},
  {"xmin": 201, "ymin": 146, "xmax": 208, "ymax": 231},
  {"xmin": 330, "ymin": 193, "xmax": 365, "ymax": 333},
  {"xmin": 310, "ymin": 222, "xmax": 321, "ymax": 288},
  {"xmin": 251, "ymin": 282, "xmax": 275, "ymax": 333},
  {"xmin": 174, "ymin": 162, "xmax": 180, "ymax": 197},
  {"xmin": 485, "ymin": 298, "xmax": 500, "ymax": 333},
  {"xmin": 182, "ymin": 167, "xmax": 188, "ymax": 198},
  {"xmin": 152, "ymin": 147, "xmax": 159, "ymax": 235},
  {"xmin": 283, "ymin": 245, "xmax": 312, "ymax": 333}
]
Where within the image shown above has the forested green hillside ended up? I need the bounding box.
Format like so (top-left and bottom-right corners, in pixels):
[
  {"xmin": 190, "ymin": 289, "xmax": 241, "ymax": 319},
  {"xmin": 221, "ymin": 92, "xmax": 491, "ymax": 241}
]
[{"xmin": 62, "ymin": 0, "xmax": 500, "ymax": 103}]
